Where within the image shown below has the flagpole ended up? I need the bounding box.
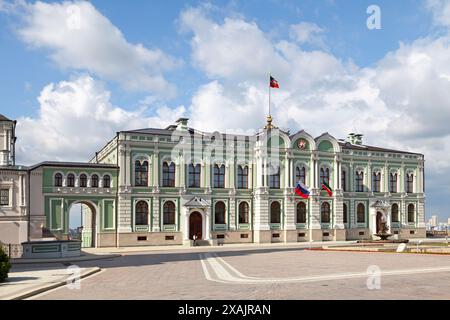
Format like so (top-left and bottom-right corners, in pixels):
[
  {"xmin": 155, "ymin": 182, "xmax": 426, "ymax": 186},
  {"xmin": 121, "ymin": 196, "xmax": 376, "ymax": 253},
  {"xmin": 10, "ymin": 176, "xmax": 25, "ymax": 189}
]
[{"xmin": 268, "ymin": 72, "xmax": 271, "ymax": 117}]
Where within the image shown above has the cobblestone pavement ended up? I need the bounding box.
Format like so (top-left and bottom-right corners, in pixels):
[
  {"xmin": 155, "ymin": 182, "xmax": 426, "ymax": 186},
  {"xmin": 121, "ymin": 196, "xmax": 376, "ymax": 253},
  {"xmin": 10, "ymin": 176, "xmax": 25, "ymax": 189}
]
[{"xmin": 29, "ymin": 247, "xmax": 450, "ymax": 300}]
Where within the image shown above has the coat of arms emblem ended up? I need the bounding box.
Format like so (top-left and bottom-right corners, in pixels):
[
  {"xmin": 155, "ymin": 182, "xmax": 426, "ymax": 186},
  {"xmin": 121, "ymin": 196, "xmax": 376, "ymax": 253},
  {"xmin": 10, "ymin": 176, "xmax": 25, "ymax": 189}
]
[{"xmin": 298, "ymin": 139, "xmax": 306, "ymax": 150}]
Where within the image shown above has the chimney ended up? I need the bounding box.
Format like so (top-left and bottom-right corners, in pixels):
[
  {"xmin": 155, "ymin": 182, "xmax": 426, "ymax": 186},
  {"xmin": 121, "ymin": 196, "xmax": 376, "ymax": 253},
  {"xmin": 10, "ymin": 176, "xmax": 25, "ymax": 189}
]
[
  {"xmin": 347, "ymin": 133, "xmax": 363, "ymax": 145},
  {"xmin": 175, "ymin": 118, "xmax": 189, "ymax": 131}
]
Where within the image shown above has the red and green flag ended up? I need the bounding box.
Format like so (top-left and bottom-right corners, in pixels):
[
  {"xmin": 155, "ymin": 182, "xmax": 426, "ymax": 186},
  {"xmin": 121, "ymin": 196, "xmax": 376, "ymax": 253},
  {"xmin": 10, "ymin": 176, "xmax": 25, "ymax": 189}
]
[{"xmin": 322, "ymin": 181, "xmax": 333, "ymax": 197}]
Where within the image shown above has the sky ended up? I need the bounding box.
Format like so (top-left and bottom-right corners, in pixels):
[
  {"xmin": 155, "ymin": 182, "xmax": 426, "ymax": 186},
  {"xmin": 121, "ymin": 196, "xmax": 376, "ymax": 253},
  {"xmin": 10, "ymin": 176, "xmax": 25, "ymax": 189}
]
[{"xmin": 1, "ymin": 0, "xmax": 450, "ymax": 223}]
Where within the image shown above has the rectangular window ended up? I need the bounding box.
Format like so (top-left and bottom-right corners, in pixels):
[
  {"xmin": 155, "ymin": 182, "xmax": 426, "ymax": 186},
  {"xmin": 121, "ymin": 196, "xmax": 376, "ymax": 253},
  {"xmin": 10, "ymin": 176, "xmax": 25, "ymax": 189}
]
[
  {"xmin": 0, "ymin": 189, "xmax": 9, "ymax": 206},
  {"xmin": 103, "ymin": 200, "xmax": 114, "ymax": 229},
  {"xmin": 373, "ymin": 173, "xmax": 381, "ymax": 192},
  {"xmin": 188, "ymin": 164, "xmax": 201, "ymax": 188},
  {"xmin": 406, "ymin": 174, "xmax": 414, "ymax": 193},
  {"xmin": 237, "ymin": 166, "xmax": 248, "ymax": 189},
  {"xmin": 356, "ymin": 172, "xmax": 364, "ymax": 192},
  {"xmin": 50, "ymin": 200, "xmax": 62, "ymax": 230},
  {"xmin": 389, "ymin": 173, "xmax": 397, "ymax": 193},
  {"xmin": 213, "ymin": 165, "xmax": 225, "ymax": 188},
  {"xmin": 341, "ymin": 171, "xmax": 346, "ymax": 191},
  {"xmin": 162, "ymin": 162, "xmax": 176, "ymax": 187},
  {"xmin": 269, "ymin": 166, "xmax": 280, "ymax": 189}
]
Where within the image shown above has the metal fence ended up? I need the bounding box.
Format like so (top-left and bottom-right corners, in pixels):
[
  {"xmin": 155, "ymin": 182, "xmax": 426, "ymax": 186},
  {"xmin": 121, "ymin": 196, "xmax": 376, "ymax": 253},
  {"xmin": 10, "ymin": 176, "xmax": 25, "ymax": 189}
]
[{"xmin": 0, "ymin": 242, "xmax": 23, "ymax": 259}]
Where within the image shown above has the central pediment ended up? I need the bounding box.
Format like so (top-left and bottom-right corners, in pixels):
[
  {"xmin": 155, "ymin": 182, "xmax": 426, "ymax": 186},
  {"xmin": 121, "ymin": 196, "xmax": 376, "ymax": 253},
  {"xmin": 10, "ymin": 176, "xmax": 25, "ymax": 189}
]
[{"xmin": 184, "ymin": 197, "xmax": 210, "ymax": 208}]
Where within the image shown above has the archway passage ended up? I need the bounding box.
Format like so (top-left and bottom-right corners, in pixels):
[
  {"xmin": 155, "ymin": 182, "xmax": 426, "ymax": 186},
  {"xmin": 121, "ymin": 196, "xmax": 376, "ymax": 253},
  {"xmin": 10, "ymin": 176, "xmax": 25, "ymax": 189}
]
[
  {"xmin": 189, "ymin": 211, "xmax": 202, "ymax": 240},
  {"xmin": 69, "ymin": 201, "xmax": 97, "ymax": 248},
  {"xmin": 376, "ymin": 211, "xmax": 383, "ymax": 234}
]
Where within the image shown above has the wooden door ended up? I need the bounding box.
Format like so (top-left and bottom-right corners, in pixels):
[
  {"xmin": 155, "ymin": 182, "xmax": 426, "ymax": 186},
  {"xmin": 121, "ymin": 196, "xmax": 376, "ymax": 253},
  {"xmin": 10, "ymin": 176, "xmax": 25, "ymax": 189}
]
[{"xmin": 189, "ymin": 212, "xmax": 202, "ymax": 240}]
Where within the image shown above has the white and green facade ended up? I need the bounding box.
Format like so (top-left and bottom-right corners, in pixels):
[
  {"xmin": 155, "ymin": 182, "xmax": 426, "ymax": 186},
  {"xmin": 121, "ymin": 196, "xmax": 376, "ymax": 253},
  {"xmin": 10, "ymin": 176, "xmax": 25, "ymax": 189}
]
[{"xmin": 0, "ymin": 114, "xmax": 426, "ymax": 247}]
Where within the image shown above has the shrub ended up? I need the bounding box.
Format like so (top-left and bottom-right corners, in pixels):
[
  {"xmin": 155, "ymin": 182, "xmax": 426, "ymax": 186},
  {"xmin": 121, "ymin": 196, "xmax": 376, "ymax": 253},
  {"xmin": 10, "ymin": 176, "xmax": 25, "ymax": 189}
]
[{"xmin": 0, "ymin": 246, "xmax": 11, "ymax": 282}]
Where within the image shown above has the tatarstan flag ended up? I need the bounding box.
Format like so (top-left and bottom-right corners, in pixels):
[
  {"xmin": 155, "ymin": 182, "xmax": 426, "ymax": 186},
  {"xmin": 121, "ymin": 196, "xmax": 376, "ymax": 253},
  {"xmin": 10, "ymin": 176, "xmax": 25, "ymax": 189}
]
[
  {"xmin": 322, "ymin": 181, "xmax": 333, "ymax": 197},
  {"xmin": 270, "ymin": 76, "xmax": 279, "ymax": 88}
]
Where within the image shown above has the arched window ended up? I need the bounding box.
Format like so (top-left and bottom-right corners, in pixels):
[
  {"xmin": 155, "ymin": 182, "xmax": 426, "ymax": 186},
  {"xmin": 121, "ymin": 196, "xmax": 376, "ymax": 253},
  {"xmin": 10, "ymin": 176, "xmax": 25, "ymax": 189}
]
[
  {"xmin": 237, "ymin": 165, "xmax": 248, "ymax": 189},
  {"xmin": 103, "ymin": 175, "xmax": 111, "ymax": 188},
  {"xmin": 79, "ymin": 174, "xmax": 87, "ymax": 188},
  {"xmin": 214, "ymin": 164, "xmax": 225, "ymax": 188},
  {"xmin": 188, "ymin": 164, "xmax": 201, "ymax": 188},
  {"xmin": 343, "ymin": 203, "xmax": 348, "ymax": 224},
  {"xmin": 391, "ymin": 203, "xmax": 399, "ymax": 223},
  {"xmin": 373, "ymin": 172, "xmax": 381, "ymax": 192},
  {"xmin": 408, "ymin": 204, "xmax": 415, "ymax": 223},
  {"xmin": 296, "ymin": 166, "xmax": 306, "ymax": 185},
  {"xmin": 357, "ymin": 203, "xmax": 365, "ymax": 223},
  {"xmin": 54, "ymin": 173, "xmax": 63, "ymax": 187},
  {"xmin": 135, "ymin": 161, "xmax": 148, "ymax": 186},
  {"xmin": 342, "ymin": 170, "xmax": 347, "ymax": 191},
  {"xmin": 91, "ymin": 174, "xmax": 99, "ymax": 188},
  {"xmin": 238, "ymin": 202, "xmax": 249, "ymax": 224},
  {"xmin": 321, "ymin": 202, "xmax": 330, "ymax": 223},
  {"xmin": 269, "ymin": 165, "xmax": 280, "ymax": 189},
  {"xmin": 356, "ymin": 172, "xmax": 364, "ymax": 192},
  {"xmin": 406, "ymin": 173, "xmax": 414, "ymax": 193},
  {"xmin": 67, "ymin": 174, "xmax": 75, "ymax": 187},
  {"xmin": 270, "ymin": 201, "xmax": 281, "ymax": 223},
  {"xmin": 214, "ymin": 201, "xmax": 226, "ymax": 224},
  {"xmin": 135, "ymin": 201, "xmax": 148, "ymax": 225},
  {"xmin": 162, "ymin": 162, "xmax": 175, "ymax": 187},
  {"xmin": 297, "ymin": 202, "xmax": 307, "ymax": 224},
  {"xmin": 320, "ymin": 168, "xmax": 330, "ymax": 186},
  {"xmin": 390, "ymin": 173, "xmax": 398, "ymax": 193},
  {"xmin": 163, "ymin": 201, "xmax": 176, "ymax": 225}
]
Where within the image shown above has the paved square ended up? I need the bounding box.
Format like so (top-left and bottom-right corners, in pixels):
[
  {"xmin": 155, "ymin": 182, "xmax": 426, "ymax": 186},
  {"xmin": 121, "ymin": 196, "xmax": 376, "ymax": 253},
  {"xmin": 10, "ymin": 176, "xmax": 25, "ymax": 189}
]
[{"xmin": 23, "ymin": 247, "xmax": 450, "ymax": 300}]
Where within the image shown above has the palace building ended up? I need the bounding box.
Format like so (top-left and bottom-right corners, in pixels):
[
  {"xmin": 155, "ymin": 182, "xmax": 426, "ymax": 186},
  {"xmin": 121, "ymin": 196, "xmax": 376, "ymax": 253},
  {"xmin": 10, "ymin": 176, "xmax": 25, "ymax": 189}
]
[{"xmin": 0, "ymin": 114, "xmax": 426, "ymax": 247}]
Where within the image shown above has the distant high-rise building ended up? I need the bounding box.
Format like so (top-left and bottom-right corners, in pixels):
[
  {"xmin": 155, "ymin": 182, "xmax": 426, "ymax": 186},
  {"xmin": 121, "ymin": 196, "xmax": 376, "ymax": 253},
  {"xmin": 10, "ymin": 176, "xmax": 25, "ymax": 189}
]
[{"xmin": 430, "ymin": 215, "xmax": 438, "ymax": 227}]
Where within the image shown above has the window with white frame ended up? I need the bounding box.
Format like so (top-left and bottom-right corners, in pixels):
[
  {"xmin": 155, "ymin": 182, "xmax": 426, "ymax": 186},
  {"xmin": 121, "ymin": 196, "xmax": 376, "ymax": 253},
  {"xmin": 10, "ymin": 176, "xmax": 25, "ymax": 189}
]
[
  {"xmin": 355, "ymin": 171, "xmax": 364, "ymax": 192},
  {"xmin": 389, "ymin": 173, "xmax": 397, "ymax": 193},
  {"xmin": 372, "ymin": 172, "xmax": 381, "ymax": 192},
  {"xmin": 0, "ymin": 189, "xmax": 9, "ymax": 206},
  {"xmin": 296, "ymin": 166, "xmax": 306, "ymax": 185},
  {"xmin": 406, "ymin": 173, "xmax": 414, "ymax": 193}
]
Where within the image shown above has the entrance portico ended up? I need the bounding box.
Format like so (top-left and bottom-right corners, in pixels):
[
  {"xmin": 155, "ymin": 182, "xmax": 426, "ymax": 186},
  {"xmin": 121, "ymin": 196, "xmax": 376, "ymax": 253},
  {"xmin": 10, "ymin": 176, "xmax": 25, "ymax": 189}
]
[
  {"xmin": 369, "ymin": 199, "xmax": 391, "ymax": 239},
  {"xmin": 182, "ymin": 197, "xmax": 211, "ymax": 241}
]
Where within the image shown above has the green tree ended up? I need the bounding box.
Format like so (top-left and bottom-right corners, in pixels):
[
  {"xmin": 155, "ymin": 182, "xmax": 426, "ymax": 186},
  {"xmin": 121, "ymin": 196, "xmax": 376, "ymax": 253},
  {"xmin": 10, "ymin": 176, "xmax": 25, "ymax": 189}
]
[{"xmin": 0, "ymin": 246, "xmax": 11, "ymax": 282}]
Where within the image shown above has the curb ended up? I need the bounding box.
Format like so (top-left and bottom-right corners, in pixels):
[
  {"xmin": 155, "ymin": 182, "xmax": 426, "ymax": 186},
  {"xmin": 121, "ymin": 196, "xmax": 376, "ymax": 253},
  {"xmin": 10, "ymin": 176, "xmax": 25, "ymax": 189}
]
[
  {"xmin": 85, "ymin": 241, "xmax": 358, "ymax": 255},
  {"xmin": 11, "ymin": 254, "xmax": 121, "ymax": 265},
  {"xmin": 4, "ymin": 267, "xmax": 102, "ymax": 300}
]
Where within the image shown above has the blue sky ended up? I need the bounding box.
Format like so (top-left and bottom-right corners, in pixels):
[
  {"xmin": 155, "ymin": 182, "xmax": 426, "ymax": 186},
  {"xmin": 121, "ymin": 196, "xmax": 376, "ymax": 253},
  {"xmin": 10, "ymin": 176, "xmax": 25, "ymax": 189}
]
[
  {"xmin": 0, "ymin": 0, "xmax": 437, "ymax": 118},
  {"xmin": 1, "ymin": 0, "xmax": 450, "ymax": 223}
]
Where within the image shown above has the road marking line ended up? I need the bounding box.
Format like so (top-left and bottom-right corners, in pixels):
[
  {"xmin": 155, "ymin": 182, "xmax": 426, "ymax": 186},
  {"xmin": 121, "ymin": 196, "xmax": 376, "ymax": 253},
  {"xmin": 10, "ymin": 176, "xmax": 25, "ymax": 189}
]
[{"xmin": 200, "ymin": 252, "xmax": 450, "ymax": 284}]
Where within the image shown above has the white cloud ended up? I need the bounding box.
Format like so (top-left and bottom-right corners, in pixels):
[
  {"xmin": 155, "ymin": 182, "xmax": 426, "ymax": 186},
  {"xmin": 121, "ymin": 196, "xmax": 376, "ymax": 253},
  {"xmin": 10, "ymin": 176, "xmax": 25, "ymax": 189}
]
[
  {"xmin": 13, "ymin": 0, "xmax": 180, "ymax": 97},
  {"xmin": 289, "ymin": 22, "xmax": 326, "ymax": 48},
  {"xmin": 179, "ymin": 7, "xmax": 289, "ymax": 81},
  {"xmin": 180, "ymin": 6, "xmax": 450, "ymax": 195},
  {"xmin": 16, "ymin": 75, "xmax": 185, "ymax": 164},
  {"xmin": 426, "ymin": 0, "xmax": 450, "ymax": 27}
]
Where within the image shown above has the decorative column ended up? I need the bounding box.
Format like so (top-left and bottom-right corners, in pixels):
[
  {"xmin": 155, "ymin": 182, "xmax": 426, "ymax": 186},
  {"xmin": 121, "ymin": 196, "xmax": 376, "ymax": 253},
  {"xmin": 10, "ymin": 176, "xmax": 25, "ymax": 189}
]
[
  {"xmin": 248, "ymin": 163, "xmax": 253, "ymax": 189},
  {"xmin": 153, "ymin": 152, "xmax": 159, "ymax": 189},
  {"xmin": 152, "ymin": 197, "xmax": 160, "ymax": 232}
]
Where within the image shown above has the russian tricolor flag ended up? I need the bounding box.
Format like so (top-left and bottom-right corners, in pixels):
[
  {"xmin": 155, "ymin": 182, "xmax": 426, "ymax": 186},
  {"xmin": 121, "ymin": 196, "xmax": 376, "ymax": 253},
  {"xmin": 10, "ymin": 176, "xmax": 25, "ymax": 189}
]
[{"xmin": 295, "ymin": 181, "xmax": 310, "ymax": 199}]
